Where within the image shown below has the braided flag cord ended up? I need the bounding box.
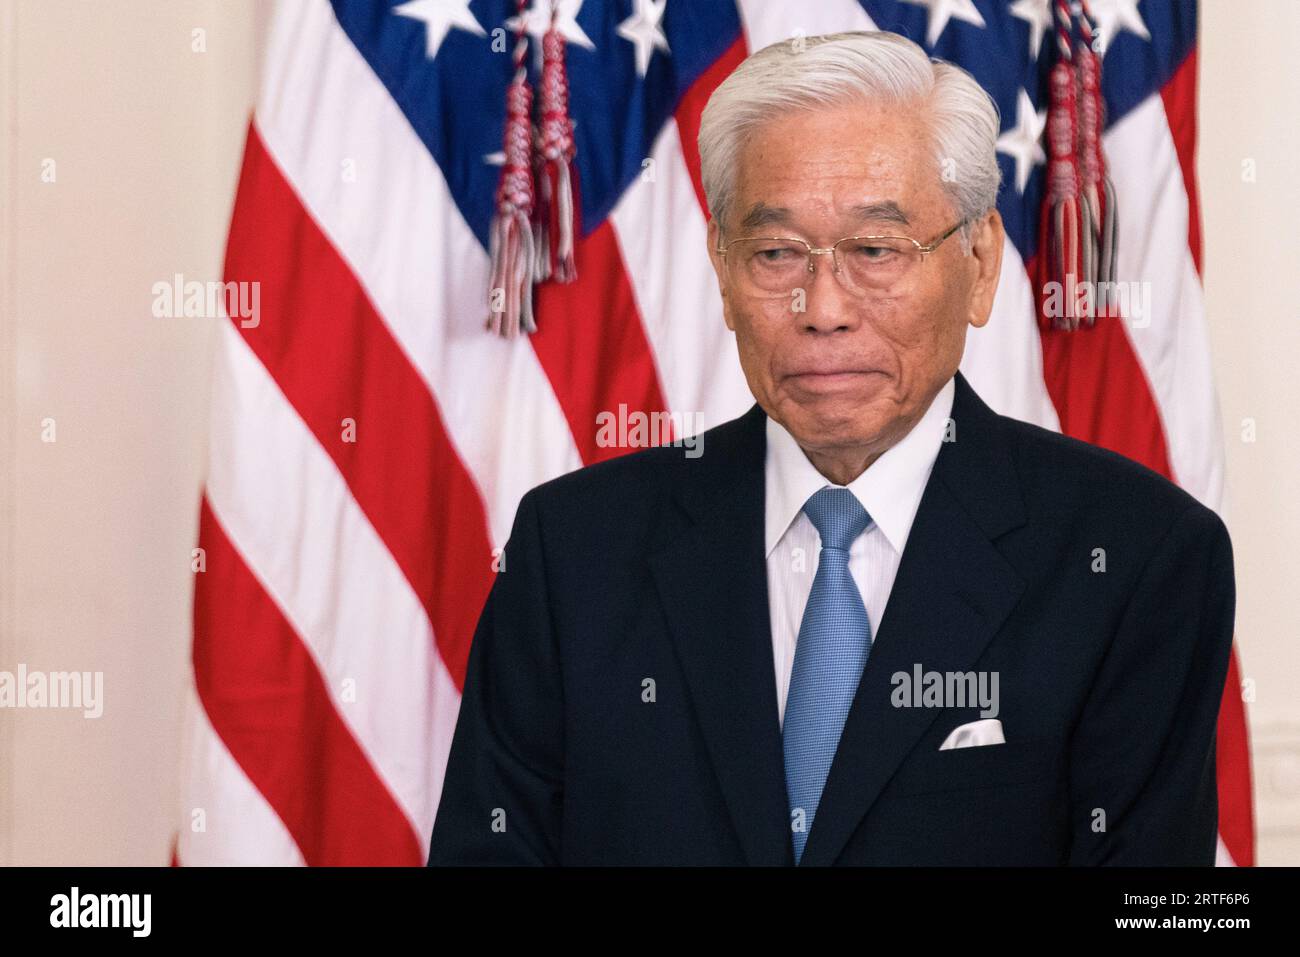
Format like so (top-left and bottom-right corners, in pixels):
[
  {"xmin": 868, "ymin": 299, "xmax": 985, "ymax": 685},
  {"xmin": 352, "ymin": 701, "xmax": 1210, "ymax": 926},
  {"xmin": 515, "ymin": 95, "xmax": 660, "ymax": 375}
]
[
  {"xmin": 1037, "ymin": 0, "xmax": 1120, "ymax": 330},
  {"xmin": 486, "ymin": 0, "xmax": 578, "ymax": 337},
  {"xmin": 539, "ymin": 22, "xmax": 578, "ymax": 283},
  {"xmin": 1076, "ymin": 0, "xmax": 1119, "ymax": 308},
  {"xmin": 486, "ymin": 66, "xmax": 536, "ymax": 336}
]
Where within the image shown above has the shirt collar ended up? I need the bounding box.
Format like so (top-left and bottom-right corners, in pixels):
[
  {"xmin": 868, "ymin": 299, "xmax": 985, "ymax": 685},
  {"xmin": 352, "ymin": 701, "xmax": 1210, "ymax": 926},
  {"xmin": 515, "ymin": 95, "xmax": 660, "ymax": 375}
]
[{"xmin": 764, "ymin": 373, "xmax": 955, "ymax": 557}]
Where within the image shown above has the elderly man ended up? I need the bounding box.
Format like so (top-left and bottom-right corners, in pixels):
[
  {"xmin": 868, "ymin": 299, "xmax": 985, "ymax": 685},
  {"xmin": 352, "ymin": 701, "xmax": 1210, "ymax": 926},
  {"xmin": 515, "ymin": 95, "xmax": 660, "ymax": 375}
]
[{"xmin": 429, "ymin": 31, "xmax": 1235, "ymax": 866}]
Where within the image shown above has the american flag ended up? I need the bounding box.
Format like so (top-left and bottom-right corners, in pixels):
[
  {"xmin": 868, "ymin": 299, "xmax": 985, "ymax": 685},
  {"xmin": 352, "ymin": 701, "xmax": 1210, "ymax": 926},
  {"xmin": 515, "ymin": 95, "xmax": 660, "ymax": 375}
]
[{"xmin": 177, "ymin": 0, "xmax": 1253, "ymax": 866}]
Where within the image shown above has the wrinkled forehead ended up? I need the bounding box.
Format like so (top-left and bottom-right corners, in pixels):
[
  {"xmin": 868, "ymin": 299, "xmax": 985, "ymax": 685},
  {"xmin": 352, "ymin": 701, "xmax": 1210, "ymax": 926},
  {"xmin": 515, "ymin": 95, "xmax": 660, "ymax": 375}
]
[{"xmin": 727, "ymin": 100, "xmax": 948, "ymax": 236}]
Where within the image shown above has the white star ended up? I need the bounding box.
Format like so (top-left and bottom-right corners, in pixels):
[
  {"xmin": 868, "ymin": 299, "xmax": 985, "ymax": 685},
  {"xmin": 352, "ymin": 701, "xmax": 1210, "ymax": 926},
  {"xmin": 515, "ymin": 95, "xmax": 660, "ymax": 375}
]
[
  {"xmin": 1009, "ymin": 0, "xmax": 1052, "ymax": 61},
  {"xmin": 505, "ymin": 0, "xmax": 595, "ymax": 54},
  {"xmin": 394, "ymin": 0, "xmax": 486, "ymax": 60},
  {"xmin": 996, "ymin": 89, "xmax": 1047, "ymax": 195},
  {"xmin": 1086, "ymin": 0, "xmax": 1151, "ymax": 58},
  {"xmin": 617, "ymin": 0, "xmax": 670, "ymax": 77},
  {"xmin": 899, "ymin": 0, "xmax": 986, "ymax": 47}
]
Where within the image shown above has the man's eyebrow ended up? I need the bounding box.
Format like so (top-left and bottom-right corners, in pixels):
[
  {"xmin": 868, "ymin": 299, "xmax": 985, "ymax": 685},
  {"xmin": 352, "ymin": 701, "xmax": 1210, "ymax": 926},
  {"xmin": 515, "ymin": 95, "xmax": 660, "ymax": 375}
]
[
  {"xmin": 737, "ymin": 202, "xmax": 791, "ymax": 232},
  {"xmin": 735, "ymin": 200, "xmax": 912, "ymax": 233},
  {"xmin": 849, "ymin": 201, "xmax": 910, "ymax": 227}
]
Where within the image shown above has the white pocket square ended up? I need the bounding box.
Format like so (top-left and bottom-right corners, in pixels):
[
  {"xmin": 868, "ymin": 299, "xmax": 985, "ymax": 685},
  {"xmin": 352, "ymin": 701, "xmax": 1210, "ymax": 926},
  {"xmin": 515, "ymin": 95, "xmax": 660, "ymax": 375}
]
[{"xmin": 938, "ymin": 718, "xmax": 1005, "ymax": 750}]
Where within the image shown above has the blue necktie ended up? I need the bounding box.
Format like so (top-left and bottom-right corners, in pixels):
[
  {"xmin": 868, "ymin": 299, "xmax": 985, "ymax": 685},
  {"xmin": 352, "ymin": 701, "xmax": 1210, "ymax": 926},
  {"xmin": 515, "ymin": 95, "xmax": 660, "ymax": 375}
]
[{"xmin": 783, "ymin": 486, "xmax": 874, "ymax": 864}]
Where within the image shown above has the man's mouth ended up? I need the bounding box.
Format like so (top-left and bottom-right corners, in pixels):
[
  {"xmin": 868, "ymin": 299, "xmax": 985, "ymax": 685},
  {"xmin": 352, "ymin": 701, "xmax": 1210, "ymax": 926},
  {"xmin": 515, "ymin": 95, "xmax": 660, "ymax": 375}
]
[{"xmin": 784, "ymin": 368, "xmax": 883, "ymax": 391}]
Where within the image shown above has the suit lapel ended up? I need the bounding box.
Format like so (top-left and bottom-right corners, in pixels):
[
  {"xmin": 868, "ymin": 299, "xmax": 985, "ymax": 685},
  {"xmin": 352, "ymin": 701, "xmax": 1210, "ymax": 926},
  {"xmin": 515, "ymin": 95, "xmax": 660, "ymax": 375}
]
[
  {"xmin": 798, "ymin": 371, "xmax": 1029, "ymax": 866},
  {"xmin": 648, "ymin": 403, "xmax": 793, "ymax": 866}
]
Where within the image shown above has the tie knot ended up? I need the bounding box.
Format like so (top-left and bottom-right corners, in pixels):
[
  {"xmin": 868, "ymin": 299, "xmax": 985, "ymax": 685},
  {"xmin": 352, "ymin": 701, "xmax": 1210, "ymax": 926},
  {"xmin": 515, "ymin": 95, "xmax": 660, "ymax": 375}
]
[{"xmin": 802, "ymin": 486, "xmax": 872, "ymax": 552}]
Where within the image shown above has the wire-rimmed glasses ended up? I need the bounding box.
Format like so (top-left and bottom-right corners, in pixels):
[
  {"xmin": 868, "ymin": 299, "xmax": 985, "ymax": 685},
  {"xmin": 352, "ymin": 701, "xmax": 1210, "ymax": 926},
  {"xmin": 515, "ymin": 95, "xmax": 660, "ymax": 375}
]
[{"xmin": 716, "ymin": 217, "xmax": 970, "ymax": 299}]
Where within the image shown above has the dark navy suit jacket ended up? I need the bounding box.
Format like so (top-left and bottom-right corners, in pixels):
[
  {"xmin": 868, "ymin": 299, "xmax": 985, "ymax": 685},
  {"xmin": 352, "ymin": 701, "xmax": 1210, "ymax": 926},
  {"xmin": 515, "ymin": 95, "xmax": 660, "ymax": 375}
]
[{"xmin": 428, "ymin": 370, "xmax": 1235, "ymax": 865}]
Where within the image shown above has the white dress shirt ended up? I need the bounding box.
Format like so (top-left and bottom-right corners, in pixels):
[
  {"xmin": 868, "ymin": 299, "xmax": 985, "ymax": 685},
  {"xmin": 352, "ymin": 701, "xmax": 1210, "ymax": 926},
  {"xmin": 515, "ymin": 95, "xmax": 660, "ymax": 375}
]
[{"xmin": 765, "ymin": 374, "xmax": 956, "ymax": 730}]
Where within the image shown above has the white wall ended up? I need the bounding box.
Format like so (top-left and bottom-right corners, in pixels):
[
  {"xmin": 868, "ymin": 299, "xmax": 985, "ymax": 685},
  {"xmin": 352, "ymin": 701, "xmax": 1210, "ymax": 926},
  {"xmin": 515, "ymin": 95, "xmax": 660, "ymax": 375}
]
[
  {"xmin": 0, "ymin": 0, "xmax": 1296, "ymax": 865},
  {"xmin": 1199, "ymin": 0, "xmax": 1300, "ymax": 865},
  {"xmin": 0, "ymin": 0, "xmax": 259, "ymax": 865}
]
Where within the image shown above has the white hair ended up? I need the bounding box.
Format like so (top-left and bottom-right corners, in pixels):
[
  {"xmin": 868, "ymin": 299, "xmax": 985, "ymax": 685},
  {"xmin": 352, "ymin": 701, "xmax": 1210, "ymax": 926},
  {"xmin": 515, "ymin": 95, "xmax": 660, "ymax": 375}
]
[{"xmin": 698, "ymin": 30, "xmax": 1002, "ymax": 253}]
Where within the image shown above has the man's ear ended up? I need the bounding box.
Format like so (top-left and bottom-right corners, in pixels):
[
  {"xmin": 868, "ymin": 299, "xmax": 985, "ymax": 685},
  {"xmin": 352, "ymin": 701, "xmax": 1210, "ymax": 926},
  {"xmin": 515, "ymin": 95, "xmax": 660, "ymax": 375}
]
[
  {"xmin": 707, "ymin": 218, "xmax": 736, "ymax": 331},
  {"xmin": 966, "ymin": 208, "xmax": 1005, "ymax": 330}
]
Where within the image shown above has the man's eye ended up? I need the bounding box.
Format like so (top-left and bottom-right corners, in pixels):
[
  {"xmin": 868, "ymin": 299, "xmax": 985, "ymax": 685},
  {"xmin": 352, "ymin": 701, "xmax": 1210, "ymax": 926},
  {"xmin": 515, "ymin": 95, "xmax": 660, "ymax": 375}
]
[
  {"xmin": 753, "ymin": 246, "xmax": 800, "ymax": 264},
  {"xmin": 847, "ymin": 243, "xmax": 899, "ymax": 262}
]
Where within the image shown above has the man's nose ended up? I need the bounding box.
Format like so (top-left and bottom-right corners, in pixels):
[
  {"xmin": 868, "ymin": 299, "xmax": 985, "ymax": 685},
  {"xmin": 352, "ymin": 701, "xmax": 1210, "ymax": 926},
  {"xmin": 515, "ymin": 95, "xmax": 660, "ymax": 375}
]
[{"xmin": 798, "ymin": 253, "xmax": 862, "ymax": 332}]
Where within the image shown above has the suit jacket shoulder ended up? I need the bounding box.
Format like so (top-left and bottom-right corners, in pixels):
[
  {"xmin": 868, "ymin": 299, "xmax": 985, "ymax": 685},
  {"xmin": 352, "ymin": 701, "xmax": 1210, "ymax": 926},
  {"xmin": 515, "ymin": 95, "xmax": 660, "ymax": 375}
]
[
  {"xmin": 990, "ymin": 406, "xmax": 1228, "ymax": 565},
  {"xmin": 518, "ymin": 404, "xmax": 765, "ymax": 559}
]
